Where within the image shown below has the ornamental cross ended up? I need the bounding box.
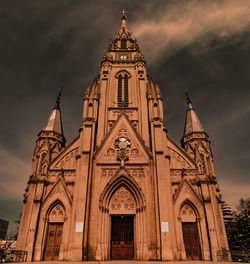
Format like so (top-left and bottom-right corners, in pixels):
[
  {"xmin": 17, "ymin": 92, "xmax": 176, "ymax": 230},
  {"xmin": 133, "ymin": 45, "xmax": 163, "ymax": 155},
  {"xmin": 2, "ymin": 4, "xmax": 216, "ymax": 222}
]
[{"xmin": 120, "ymin": 9, "xmax": 127, "ymax": 17}]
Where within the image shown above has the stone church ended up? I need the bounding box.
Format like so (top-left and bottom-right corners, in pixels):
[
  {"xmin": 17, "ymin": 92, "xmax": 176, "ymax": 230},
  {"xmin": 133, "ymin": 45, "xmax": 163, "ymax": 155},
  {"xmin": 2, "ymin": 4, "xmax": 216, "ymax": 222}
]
[{"xmin": 17, "ymin": 13, "xmax": 230, "ymax": 261}]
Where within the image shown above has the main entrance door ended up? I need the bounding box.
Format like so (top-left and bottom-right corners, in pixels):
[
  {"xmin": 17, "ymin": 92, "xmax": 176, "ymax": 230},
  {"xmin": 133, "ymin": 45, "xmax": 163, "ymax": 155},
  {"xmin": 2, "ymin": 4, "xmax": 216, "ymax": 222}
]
[
  {"xmin": 182, "ymin": 223, "xmax": 201, "ymax": 260},
  {"xmin": 111, "ymin": 216, "xmax": 134, "ymax": 260},
  {"xmin": 44, "ymin": 223, "xmax": 63, "ymax": 261}
]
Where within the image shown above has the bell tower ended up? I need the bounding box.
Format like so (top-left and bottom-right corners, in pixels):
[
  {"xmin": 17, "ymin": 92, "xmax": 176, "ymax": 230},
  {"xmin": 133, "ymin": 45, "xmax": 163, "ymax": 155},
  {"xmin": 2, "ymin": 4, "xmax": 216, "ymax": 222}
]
[{"xmin": 95, "ymin": 11, "xmax": 150, "ymax": 147}]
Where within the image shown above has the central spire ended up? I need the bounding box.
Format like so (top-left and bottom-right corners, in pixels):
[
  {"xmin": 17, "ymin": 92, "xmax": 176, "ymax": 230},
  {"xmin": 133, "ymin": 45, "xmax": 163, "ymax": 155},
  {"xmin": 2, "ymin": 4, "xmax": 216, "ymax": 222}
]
[
  {"xmin": 120, "ymin": 9, "xmax": 127, "ymax": 20},
  {"xmin": 115, "ymin": 9, "xmax": 131, "ymax": 39}
]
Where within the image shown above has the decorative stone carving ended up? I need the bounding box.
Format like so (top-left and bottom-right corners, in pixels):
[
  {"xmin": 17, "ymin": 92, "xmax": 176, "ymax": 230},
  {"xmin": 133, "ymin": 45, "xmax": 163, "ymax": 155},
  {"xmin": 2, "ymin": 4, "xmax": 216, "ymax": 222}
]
[
  {"xmin": 182, "ymin": 204, "xmax": 194, "ymax": 215},
  {"xmin": 106, "ymin": 148, "xmax": 115, "ymax": 157},
  {"xmin": 49, "ymin": 203, "xmax": 65, "ymax": 222},
  {"xmin": 109, "ymin": 187, "xmax": 136, "ymax": 212},
  {"xmin": 100, "ymin": 168, "xmax": 145, "ymax": 178},
  {"xmin": 167, "ymin": 147, "xmax": 192, "ymax": 169},
  {"xmin": 54, "ymin": 148, "xmax": 79, "ymax": 169},
  {"xmin": 56, "ymin": 186, "xmax": 62, "ymax": 193},
  {"xmin": 131, "ymin": 148, "xmax": 139, "ymax": 157},
  {"xmin": 170, "ymin": 169, "xmax": 197, "ymax": 177}
]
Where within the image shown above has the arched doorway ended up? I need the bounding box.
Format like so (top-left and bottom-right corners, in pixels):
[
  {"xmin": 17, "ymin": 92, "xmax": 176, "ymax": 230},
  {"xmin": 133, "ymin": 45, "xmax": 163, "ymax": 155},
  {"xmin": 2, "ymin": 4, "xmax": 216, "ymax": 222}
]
[
  {"xmin": 44, "ymin": 202, "xmax": 65, "ymax": 261},
  {"xmin": 110, "ymin": 186, "xmax": 135, "ymax": 259},
  {"xmin": 98, "ymin": 174, "xmax": 145, "ymax": 260},
  {"xmin": 181, "ymin": 203, "xmax": 202, "ymax": 260}
]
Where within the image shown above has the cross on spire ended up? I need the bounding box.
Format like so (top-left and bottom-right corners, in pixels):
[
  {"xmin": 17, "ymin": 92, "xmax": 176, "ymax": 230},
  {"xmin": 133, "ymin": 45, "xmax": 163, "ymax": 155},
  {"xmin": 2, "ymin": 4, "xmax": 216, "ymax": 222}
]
[
  {"xmin": 120, "ymin": 9, "xmax": 127, "ymax": 19},
  {"xmin": 185, "ymin": 88, "xmax": 192, "ymax": 104},
  {"xmin": 54, "ymin": 85, "xmax": 63, "ymax": 110}
]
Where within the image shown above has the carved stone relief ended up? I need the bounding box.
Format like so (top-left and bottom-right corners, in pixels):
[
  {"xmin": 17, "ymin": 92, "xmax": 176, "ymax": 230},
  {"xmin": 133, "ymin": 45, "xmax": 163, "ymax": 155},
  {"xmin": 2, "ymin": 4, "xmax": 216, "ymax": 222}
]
[
  {"xmin": 181, "ymin": 204, "xmax": 195, "ymax": 216},
  {"xmin": 54, "ymin": 148, "xmax": 79, "ymax": 169},
  {"xmin": 180, "ymin": 203, "xmax": 197, "ymax": 222},
  {"xmin": 109, "ymin": 187, "xmax": 136, "ymax": 213},
  {"xmin": 101, "ymin": 168, "xmax": 145, "ymax": 178},
  {"xmin": 170, "ymin": 169, "xmax": 197, "ymax": 177},
  {"xmin": 49, "ymin": 204, "xmax": 65, "ymax": 222},
  {"xmin": 167, "ymin": 147, "xmax": 191, "ymax": 168}
]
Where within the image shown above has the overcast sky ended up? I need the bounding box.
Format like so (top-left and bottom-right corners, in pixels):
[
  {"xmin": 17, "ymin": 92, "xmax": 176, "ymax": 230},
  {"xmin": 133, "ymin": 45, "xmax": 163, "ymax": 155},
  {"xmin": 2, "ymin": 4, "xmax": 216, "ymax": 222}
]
[{"xmin": 0, "ymin": 0, "xmax": 249, "ymax": 231}]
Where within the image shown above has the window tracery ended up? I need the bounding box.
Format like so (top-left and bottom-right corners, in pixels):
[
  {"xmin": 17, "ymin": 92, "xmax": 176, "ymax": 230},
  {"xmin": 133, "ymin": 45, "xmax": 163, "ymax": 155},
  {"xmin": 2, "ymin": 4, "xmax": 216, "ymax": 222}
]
[
  {"xmin": 109, "ymin": 187, "xmax": 136, "ymax": 212},
  {"xmin": 49, "ymin": 203, "xmax": 65, "ymax": 223}
]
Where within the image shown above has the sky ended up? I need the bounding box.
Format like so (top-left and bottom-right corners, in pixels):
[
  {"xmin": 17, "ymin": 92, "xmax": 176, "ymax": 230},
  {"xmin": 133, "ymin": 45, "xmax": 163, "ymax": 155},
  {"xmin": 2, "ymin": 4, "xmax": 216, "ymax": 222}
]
[{"xmin": 0, "ymin": 0, "xmax": 249, "ymax": 232}]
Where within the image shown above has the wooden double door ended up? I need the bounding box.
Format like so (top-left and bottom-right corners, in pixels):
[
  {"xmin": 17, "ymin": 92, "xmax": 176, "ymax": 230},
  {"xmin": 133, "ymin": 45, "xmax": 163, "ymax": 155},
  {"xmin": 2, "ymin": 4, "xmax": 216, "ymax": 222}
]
[
  {"xmin": 111, "ymin": 216, "xmax": 134, "ymax": 260},
  {"xmin": 44, "ymin": 223, "xmax": 63, "ymax": 261},
  {"xmin": 182, "ymin": 223, "xmax": 201, "ymax": 260}
]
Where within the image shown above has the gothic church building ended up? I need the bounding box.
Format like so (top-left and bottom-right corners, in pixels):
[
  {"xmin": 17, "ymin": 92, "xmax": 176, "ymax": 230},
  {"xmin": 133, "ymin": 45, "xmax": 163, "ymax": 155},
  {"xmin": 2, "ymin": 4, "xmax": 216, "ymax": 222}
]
[{"xmin": 17, "ymin": 14, "xmax": 230, "ymax": 261}]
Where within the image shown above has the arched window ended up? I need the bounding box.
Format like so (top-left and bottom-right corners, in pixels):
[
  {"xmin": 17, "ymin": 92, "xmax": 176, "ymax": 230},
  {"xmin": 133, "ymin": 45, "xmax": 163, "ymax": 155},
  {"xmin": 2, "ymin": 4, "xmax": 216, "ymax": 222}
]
[
  {"xmin": 124, "ymin": 74, "xmax": 128, "ymax": 107},
  {"xmin": 117, "ymin": 73, "xmax": 129, "ymax": 107},
  {"xmin": 121, "ymin": 38, "xmax": 127, "ymax": 49},
  {"xmin": 118, "ymin": 74, "xmax": 123, "ymax": 106}
]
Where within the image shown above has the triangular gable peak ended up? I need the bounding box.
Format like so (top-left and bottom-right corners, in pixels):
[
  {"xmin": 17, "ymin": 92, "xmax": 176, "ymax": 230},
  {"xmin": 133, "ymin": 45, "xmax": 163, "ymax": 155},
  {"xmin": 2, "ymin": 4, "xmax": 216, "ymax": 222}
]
[
  {"xmin": 165, "ymin": 134, "xmax": 196, "ymax": 170},
  {"xmin": 95, "ymin": 113, "xmax": 151, "ymax": 164},
  {"xmin": 50, "ymin": 135, "xmax": 80, "ymax": 170},
  {"xmin": 173, "ymin": 179, "xmax": 202, "ymax": 205},
  {"xmin": 43, "ymin": 175, "xmax": 72, "ymax": 206}
]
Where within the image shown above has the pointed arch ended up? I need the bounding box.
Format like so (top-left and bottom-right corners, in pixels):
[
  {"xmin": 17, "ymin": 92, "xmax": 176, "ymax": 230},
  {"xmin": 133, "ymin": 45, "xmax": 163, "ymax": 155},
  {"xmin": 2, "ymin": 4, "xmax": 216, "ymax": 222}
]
[
  {"xmin": 46, "ymin": 199, "xmax": 65, "ymax": 223},
  {"xmin": 124, "ymin": 74, "xmax": 128, "ymax": 107},
  {"xmin": 179, "ymin": 199, "xmax": 200, "ymax": 222},
  {"xmin": 115, "ymin": 70, "xmax": 131, "ymax": 78},
  {"xmin": 118, "ymin": 74, "xmax": 122, "ymax": 107},
  {"xmin": 100, "ymin": 173, "xmax": 145, "ymax": 211}
]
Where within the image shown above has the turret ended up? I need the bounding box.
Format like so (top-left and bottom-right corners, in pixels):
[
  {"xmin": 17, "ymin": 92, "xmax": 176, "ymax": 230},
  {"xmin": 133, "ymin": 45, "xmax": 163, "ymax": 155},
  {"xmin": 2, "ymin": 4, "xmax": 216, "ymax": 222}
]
[
  {"xmin": 31, "ymin": 89, "xmax": 66, "ymax": 177},
  {"xmin": 147, "ymin": 78, "xmax": 164, "ymax": 122},
  {"xmin": 82, "ymin": 78, "xmax": 100, "ymax": 122},
  {"xmin": 181, "ymin": 91, "xmax": 214, "ymax": 176}
]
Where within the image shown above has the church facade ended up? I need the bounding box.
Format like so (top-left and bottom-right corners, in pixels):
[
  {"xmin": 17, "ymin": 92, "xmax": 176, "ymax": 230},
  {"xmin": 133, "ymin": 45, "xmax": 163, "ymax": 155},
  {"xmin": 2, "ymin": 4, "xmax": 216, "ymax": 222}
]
[{"xmin": 17, "ymin": 14, "xmax": 230, "ymax": 261}]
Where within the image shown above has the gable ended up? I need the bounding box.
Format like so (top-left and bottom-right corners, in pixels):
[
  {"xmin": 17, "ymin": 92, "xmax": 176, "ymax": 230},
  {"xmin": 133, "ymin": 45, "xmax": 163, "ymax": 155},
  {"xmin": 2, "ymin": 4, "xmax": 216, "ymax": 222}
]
[
  {"xmin": 95, "ymin": 113, "xmax": 150, "ymax": 164},
  {"xmin": 165, "ymin": 134, "xmax": 196, "ymax": 170},
  {"xmin": 173, "ymin": 179, "xmax": 202, "ymax": 205},
  {"xmin": 43, "ymin": 175, "xmax": 72, "ymax": 205},
  {"xmin": 50, "ymin": 135, "xmax": 80, "ymax": 170}
]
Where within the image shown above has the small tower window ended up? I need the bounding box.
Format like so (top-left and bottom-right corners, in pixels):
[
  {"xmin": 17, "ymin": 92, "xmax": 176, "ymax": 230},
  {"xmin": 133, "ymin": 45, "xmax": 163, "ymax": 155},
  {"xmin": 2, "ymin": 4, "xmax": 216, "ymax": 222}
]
[
  {"xmin": 124, "ymin": 74, "xmax": 128, "ymax": 107},
  {"xmin": 117, "ymin": 73, "xmax": 129, "ymax": 107},
  {"xmin": 121, "ymin": 38, "xmax": 127, "ymax": 49},
  {"xmin": 118, "ymin": 74, "xmax": 123, "ymax": 106}
]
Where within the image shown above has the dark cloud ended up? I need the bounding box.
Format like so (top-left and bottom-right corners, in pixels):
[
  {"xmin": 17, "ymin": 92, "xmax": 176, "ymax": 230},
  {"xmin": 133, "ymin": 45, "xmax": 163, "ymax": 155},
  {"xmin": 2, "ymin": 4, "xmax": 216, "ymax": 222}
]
[{"xmin": 0, "ymin": 0, "xmax": 249, "ymax": 228}]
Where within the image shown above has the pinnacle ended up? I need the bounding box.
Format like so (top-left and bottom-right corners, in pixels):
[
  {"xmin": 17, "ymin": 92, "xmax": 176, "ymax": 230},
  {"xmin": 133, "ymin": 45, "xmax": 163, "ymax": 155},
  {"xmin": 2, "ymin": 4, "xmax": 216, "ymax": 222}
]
[
  {"xmin": 183, "ymin": 93, "xmax": 204, "ymax": 136},
  {"xmin": 53, "ymin": 87, "xmax": 63, "ymax": 110},
  {"xmin": 43, "ymin": 88, "xmax": 64, "ymax": 135}
]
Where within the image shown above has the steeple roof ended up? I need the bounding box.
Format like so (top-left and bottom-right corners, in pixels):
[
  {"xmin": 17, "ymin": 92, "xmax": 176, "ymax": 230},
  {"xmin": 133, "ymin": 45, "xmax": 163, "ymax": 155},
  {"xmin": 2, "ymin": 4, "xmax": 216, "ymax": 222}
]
[
  {"xmin": 115, "ymin": 10, "xmax": 131, "ymax": 38},
  {"xmin": 183, "ymin": 92, "xmax": 204, "ymax": 136},
  {"xmin": 43, "ymin": 90, "xmax": 64, "ymax": 135}
]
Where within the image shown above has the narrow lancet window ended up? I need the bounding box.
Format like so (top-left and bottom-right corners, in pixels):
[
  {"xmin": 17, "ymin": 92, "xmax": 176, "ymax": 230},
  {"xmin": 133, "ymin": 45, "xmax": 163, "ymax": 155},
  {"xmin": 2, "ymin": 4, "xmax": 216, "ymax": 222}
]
[
  {"xmin": 117, "ymin": 73, "xmax": 129, "ymax": 107},
  {"xmin": 124, "ymin": 74, "xmax": 128, "ymax": 107},
  {"xmin": 118, "ymin": 74, "xmax": 123, "ymax": 107}
]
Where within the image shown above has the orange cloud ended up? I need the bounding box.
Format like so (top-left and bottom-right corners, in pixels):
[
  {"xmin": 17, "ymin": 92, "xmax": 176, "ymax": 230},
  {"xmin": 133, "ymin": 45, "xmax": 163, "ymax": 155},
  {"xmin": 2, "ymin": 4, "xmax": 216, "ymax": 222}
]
[{"xmin": 132, "ymin": 0, "xmax": 250, "ymax": 61}]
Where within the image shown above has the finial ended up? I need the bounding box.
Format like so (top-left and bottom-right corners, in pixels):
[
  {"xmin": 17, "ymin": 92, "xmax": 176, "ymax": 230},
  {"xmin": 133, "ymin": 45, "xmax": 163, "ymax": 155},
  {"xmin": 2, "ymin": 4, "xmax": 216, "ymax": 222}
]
[
  {"xmin": 185, "ymin": 88, "xmax": 192, "ymax": 104},
  {"xmin": 54, "ymin": 86, "xmax": 63, "ymax": 109},
  {"xmin": 120, "ymin": 9, "xmax": 127, "ymax": 19}
]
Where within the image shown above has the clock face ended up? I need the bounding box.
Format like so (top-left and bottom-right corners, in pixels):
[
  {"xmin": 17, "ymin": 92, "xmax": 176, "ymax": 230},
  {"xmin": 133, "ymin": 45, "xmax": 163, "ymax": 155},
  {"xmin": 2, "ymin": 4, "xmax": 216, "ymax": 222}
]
[{"xmin": 119, "ymin": 54, "xmax": 128, "ymax": 60}]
